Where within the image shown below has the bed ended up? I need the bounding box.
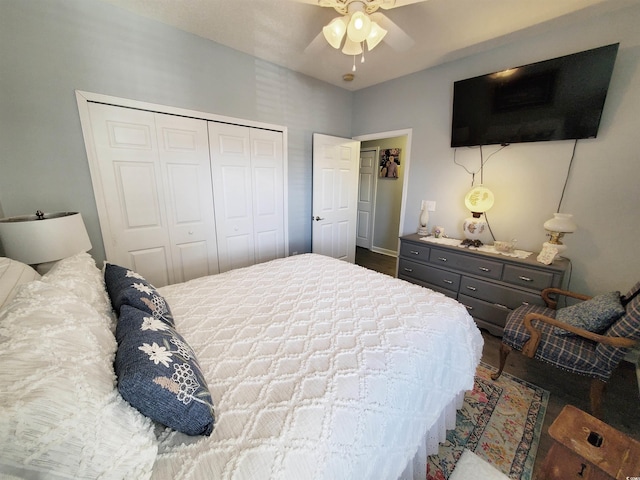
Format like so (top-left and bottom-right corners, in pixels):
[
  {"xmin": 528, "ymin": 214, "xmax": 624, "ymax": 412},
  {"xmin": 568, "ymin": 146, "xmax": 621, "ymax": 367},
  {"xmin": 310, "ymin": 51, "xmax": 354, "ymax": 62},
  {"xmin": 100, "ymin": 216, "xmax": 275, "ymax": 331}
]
[{"xmin": 0, "ymin": 252, "xmax": 483, "ymax": 480}]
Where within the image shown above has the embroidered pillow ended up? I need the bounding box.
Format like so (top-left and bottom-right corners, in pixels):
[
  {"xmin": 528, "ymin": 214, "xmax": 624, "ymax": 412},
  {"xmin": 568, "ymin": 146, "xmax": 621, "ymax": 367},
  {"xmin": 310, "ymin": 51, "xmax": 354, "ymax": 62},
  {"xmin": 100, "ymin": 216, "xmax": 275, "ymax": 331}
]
[
  {"xmin": 104, "ymin": 263, "xmax": 174, "ymax": 326},
  {"xmin": 115, "ymin": 305, "xmax": 215, "ymax": 436},
  {"xmin": 554, "ymin": 291, "xmax": 625, "ymax": 336}
]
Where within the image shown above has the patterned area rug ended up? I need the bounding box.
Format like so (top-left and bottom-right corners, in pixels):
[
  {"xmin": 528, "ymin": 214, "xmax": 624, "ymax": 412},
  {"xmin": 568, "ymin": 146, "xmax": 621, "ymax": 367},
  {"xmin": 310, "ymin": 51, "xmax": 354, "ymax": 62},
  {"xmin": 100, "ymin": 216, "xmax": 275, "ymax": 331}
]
[{"xmin": 427, "ymin": 362, "xmax": 549, "ymax": 480}]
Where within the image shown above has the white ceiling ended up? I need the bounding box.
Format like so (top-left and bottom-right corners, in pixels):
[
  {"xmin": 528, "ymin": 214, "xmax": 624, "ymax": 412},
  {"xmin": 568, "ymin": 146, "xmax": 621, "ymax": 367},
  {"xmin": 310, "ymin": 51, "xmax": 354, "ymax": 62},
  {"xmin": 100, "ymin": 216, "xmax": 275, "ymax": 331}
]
[{"xmin": 98, "ymin": 0, "xmax": 634, "ymax": 91}]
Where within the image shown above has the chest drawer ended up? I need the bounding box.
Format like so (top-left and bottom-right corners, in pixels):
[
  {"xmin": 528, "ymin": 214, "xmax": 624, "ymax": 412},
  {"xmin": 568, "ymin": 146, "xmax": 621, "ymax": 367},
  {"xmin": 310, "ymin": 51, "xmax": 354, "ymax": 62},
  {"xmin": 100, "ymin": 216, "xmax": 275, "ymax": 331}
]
[
  {"xmin": 399, "ymin": 242, "xmax": 430, "ymax": 262},
  {"xmin": 457, "ymin": 294, "xmax": 510, "ymax": 328},
  {"xmin": 503, "ymin": 265, "xmax": 555, "ymax": 291},
  {"xmin": 460, "ymin": 277, "xmax": 547, "ymax": 310},
  {"xmin": 429, "ymin": 247, "xmax": 503, "ymax": 280},
  {"xmin": 398, "ymin": 259, "xmax": 461, "ymax": 292}
]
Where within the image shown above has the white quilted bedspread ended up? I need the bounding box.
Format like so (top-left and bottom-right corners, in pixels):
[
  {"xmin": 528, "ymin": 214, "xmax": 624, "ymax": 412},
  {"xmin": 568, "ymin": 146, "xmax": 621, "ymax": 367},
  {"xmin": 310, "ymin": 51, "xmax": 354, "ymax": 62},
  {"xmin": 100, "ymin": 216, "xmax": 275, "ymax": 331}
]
[{"xmin": 154, "ymin": 254, "xmax": 483, "ymax": 480}]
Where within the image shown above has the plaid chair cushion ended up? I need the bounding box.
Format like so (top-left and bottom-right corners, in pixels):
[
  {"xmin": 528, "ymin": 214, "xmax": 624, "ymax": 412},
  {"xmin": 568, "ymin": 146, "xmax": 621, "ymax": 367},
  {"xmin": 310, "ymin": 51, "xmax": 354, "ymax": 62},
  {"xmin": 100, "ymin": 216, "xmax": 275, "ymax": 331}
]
[
  {"xmin": 502, "ymin": 304, "xmax": 612, "ymax": 382},
  {"xmin": 595, "ymin": 291, "xmax": 640, "ymax": 374}
]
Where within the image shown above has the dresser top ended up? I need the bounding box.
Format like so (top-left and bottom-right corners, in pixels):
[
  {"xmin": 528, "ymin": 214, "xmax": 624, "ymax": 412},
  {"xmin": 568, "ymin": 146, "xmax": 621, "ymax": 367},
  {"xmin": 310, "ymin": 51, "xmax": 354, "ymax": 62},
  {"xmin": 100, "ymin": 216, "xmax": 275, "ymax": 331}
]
[{"xmin": 400, "ymin": 234, "xmax": 569, "ymax": 273}]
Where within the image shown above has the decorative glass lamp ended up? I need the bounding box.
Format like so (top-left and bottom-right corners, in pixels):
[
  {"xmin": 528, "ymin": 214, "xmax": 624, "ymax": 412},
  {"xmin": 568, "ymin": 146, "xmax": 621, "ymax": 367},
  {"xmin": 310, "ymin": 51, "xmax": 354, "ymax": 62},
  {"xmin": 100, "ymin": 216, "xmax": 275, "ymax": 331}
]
[
  {"xmin": 0, "ymin": 211, "xmax": 92, "ymax": 273},
  {"xmin": 462, "ymin": 186, "xmax": 494, "ymax": 246},
  {"xmin": 542, "ymin": 213, "xmax": 577, "ymax": 257}
]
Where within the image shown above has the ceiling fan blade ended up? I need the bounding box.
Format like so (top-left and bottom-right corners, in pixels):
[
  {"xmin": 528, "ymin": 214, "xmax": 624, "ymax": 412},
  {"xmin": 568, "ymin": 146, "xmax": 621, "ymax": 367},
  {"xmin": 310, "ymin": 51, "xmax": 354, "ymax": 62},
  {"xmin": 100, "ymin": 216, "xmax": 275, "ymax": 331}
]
[
  {"xmin": 378, "ymin": 0, "xmax": 429, "ymax": 9},
  {"xmin": 370, "ymin": 12, "xmax": 415, "ymax": 51},
  {"xmin": 304, "ymin": 30, "xmax": 329, "ymax": 55}
]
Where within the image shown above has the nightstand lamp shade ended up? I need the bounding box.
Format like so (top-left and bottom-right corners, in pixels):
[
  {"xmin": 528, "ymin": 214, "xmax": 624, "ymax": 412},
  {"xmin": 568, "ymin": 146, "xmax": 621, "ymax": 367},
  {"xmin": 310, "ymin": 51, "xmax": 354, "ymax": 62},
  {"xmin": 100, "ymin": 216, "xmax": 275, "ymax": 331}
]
[
  {"xmin": 462, "ymin": 186, "xmax": 494, "ymax": 243},
  {"xmin": 0, "ymin": 211, "xmax": 92, "ymax": 272},
  {"xmin": 543, "ymin": 213, "xmax": 577, "ymax": 257}
]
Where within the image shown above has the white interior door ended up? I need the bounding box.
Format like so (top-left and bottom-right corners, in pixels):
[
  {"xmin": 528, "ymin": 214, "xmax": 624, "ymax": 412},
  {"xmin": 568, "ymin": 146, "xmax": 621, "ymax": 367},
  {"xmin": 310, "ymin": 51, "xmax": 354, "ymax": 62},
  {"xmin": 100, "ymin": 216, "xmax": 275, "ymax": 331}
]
[
  {"xmin": 356, "ymin": 148, "xmax": 377, "ymax": 249},
  {"xmin": 312, "ymin": 133, "xmax": 360, "ymax": 263}
]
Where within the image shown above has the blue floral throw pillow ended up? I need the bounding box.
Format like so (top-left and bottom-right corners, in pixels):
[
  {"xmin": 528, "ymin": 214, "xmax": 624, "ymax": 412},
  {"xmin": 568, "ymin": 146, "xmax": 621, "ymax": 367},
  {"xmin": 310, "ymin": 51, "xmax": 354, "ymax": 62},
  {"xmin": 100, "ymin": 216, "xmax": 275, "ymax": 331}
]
[
  {"xmin": 115, "ymin": 305, "xmax": 215, "ymax": 436},
  {"xmin": 104, "ymin": 263, "xmax": 174, "ymax": 327},
  {"xmin": 554, "ymin": 291, "xmax": 625, "ymax": 336}
]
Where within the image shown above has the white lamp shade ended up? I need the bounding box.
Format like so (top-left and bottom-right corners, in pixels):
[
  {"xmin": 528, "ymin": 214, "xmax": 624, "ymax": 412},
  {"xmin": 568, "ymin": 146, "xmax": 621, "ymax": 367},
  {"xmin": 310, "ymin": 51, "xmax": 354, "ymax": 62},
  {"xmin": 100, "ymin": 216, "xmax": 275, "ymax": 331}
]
[
  {"xmin": 366, "ymin": 21, "xmax": 387, "ymax": 50},
  {"xmin": 347, "ymin": 11, "xmax": 372, "ymax": 43},
  {"xmin": 464, "ymin": 186, "xmax": 495, "ymax": 214},
  {"xmin": 0, "ymin": 212, "xmax": 92, "ymax": 265},
  {"xmin": 322, "ymin": 17, "xmax": 347, "ymax": 49},
  {"xmin": 543, "ymin": 213, "xmax": 577, "ymax": 233},
  {"xmin": 342, "ymin": 37, "xmax": 363, "ymax": 55}
]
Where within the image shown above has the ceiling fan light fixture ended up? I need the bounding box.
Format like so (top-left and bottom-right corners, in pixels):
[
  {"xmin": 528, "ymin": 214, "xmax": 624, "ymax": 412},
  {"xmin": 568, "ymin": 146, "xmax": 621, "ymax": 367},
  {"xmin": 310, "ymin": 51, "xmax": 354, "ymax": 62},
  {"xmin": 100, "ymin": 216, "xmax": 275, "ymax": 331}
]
[
  {"xmin": 347, "ymin": 11, "xmax": 372, "ymax": 43},
  {"xmin": 322, "ymin": 17, "xmax": 347, "ymax": 49},
  {"xmin": 365, "ymin": 21, "xmax": 387, "ymax": 51},
  {"xmin": 342, "ymin": 36, "xmax": 363, "ymax": 56}
]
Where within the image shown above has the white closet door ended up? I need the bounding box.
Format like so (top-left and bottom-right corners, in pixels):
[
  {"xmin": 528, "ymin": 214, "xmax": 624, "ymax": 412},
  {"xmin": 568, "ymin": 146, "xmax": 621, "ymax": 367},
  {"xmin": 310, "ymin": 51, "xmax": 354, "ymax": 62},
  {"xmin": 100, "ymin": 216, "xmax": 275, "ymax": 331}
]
[
  {"xmin": 209, "ymin": 123, "xmax": 254, "ymax": 272},
  {"xmin": 155, "ymin": 114, "xmax": 219, "ymax": 282},
  {"xmin": 250, "ymin": 128, "xmax": 285, "ymax": 264},
  {"xmin": 209, "ymin": 123, "xmax": 284, "ymax": 273},
  {"xmin": 87, "ymin": 103, "xmax": 216, "ymax": 286}
]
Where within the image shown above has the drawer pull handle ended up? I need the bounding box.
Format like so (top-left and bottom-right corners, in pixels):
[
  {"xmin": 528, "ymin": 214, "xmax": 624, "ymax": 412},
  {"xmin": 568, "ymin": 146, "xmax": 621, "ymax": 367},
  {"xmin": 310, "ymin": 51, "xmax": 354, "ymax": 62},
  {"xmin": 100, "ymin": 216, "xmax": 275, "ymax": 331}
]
[
  {"xmin": 478, "ymin": 267, "xmax": 491, "ymax": 272},
  {"xmin": 437, "ymin": 257, "xmax": 448, "ymax": 262},
  {"xmin": 466, "ymin": 286, "xmax": 477, "ymax": 291},
  {"xmin": 521, "ymin": 301, "xmax": 530, "ymax": 306},
  {"xmin": 519, "ymin": 275, "xmax": 533, "ymax": 282},
  {"xmin": 403, "ymin": 268, "xmax": 413, "ymax": 273},
  {"xmin": 443, "ymin": 279, "xmax": 453, "ymax": 284},
  {"xmin": 465, "ymin": 305, "xmax": 474, "ymax": 311},
  {"xmin": 410, "ymin": 250, "xmax": 420, "ymax": 255},
  {"xmin": 494, "ymin": 303, "xmax": 509, "ymax": 310}
]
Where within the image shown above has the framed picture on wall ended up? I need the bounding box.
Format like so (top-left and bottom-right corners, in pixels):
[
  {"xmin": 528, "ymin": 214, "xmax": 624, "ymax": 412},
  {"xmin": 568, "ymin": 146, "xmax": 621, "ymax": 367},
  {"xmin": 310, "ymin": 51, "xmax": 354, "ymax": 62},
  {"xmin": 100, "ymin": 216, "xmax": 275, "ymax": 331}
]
[{"xmin": 379, "ymin": 148, "xmax": 401, "ymax": 178}]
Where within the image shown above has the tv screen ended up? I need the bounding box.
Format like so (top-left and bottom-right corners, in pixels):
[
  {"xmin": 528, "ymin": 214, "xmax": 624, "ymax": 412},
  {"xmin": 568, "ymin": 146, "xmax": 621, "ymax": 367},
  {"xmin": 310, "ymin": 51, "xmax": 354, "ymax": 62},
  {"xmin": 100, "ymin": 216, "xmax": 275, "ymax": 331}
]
[{"xmin": 451, "ymin": 43, "xmax": 619, "ymax": 147}]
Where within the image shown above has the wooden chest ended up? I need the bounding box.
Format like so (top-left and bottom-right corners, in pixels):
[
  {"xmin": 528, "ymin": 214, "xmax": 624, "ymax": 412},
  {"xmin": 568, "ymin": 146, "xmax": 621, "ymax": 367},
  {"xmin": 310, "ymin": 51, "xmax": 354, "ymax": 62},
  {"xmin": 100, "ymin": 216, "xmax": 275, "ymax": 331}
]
[{"xmin": 539, "ymin": 405, "xmax": 640, "ymax": 479}]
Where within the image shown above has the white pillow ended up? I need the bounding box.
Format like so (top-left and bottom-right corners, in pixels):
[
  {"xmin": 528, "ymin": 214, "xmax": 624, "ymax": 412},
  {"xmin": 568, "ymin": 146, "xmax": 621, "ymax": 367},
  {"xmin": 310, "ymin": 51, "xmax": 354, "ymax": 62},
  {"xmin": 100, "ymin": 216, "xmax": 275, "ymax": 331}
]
[
  {"xmin": 0, "ymin": 281, "xmax": 158, "ymax": 480},
  {"xmin": 42, "ymin": 252, "xmax": 116, "ymax": 330},
  {"xmin": 0, "ymin": 257, "xmax": 40, "ymax": 310}
]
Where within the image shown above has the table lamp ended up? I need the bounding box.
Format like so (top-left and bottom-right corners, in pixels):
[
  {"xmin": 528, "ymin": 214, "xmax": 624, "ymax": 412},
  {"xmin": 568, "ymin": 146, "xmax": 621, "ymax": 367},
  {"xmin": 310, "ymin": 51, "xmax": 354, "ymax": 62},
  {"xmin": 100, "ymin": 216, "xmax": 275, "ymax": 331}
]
[
  {"xmin": 542, "ymin": 213, "xmax": 577, "ymax": 258},
  {"xmin": 0, "ymin": 211, "xmax": 92, "ymax": 274},
  {"xmin": 462, "ymin": 185, "xmax": 494, "ymax": 246}
]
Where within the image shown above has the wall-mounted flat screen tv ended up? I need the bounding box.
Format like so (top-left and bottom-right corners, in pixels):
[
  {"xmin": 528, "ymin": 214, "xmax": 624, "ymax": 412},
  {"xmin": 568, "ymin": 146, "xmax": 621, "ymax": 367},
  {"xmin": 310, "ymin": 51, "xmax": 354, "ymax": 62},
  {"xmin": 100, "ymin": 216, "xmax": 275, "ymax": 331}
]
[{"xmin": 451, "ymin": 43, "xmax": 619, "ymax": 147}]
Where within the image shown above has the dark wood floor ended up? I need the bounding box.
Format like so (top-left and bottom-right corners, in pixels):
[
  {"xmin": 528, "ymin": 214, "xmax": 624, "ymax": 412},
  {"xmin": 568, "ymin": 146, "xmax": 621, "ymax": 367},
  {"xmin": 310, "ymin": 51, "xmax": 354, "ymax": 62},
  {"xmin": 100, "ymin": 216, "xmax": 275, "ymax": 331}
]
[{"xmin": 355, "ymin": 246, "xmax": 640, "ymax": 477}]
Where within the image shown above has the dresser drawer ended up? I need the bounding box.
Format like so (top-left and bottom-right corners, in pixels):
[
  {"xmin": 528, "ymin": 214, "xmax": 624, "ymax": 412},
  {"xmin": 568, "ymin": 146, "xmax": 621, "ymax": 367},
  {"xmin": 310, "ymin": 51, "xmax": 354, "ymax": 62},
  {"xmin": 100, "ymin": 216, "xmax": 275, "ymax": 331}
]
[
  {"xmin": 458, "ymin": 294, "xmax": 510, "ymax": 328},
  {"xmin": 503, "ymin": 265, "xmax": 555, "ymax": 291},
  {"xmin": 398, "ymin": 259, "xmax": 461, "ymax": 292},
  {"xmin": 460, "ymin": 277, "xmax": 547, "ymax": 310},
  {"xmin": 399, "ymin": 242, "xmax": 430, "ymax": 262},
  {"xmin": 429, "ymin": 247, "xmax": 503, "ymax": 280}
]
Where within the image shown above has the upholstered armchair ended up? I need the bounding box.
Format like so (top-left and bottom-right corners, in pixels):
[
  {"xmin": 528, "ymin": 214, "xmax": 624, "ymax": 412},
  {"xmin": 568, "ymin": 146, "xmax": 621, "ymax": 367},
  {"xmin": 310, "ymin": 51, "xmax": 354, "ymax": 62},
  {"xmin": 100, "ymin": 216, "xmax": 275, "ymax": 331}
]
[{"xmin": 491, "ymin": 281, "xmax": 640, "ymax": 419}]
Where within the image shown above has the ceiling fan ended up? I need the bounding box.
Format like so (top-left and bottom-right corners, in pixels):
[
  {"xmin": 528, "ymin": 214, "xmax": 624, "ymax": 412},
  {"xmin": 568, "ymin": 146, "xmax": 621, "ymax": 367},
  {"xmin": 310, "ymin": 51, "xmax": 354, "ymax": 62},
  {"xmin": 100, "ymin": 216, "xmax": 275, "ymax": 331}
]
[{"xmin": 294, "ymin": 0, "xmax": 428, "ymax": 70}]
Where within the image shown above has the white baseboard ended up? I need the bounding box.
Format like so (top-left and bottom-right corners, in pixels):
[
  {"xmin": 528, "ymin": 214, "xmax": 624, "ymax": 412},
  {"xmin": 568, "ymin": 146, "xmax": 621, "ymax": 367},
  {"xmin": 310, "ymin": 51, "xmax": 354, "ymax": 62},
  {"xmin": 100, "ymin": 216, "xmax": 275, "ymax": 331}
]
[{"xmin": 370, "ymin": 246, "xmax": 398, "ymax": 257}]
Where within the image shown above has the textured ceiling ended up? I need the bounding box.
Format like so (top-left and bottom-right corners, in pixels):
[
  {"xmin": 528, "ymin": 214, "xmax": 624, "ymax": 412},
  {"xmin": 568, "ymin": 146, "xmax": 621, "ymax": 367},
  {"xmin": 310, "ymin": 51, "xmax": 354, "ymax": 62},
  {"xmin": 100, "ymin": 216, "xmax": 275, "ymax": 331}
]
[{"xmin": 98, "ymin": 0, "xmax": 634, "ymax": 91}]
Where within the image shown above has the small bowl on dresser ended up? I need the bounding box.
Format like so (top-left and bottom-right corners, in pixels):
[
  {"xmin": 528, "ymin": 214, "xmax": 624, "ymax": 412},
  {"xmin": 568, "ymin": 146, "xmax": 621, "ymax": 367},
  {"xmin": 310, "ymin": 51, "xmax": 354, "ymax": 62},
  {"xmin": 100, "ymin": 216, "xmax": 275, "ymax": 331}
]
[{"xmin": 493, "ymin": 240, "xmax": 516, "ymax": 253}]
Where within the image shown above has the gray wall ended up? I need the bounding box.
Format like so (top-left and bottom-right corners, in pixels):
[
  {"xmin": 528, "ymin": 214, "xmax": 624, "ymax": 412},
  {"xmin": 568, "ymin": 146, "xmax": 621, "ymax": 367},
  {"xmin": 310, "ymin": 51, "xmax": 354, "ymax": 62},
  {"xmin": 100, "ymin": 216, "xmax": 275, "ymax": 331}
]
[
  {"xmin": 353, "ymin": 4, "xmax": 640, "ymax": 295},
  {"xmin": 0, "ymin": 0, "xmax": 352, "ymax": 264}
]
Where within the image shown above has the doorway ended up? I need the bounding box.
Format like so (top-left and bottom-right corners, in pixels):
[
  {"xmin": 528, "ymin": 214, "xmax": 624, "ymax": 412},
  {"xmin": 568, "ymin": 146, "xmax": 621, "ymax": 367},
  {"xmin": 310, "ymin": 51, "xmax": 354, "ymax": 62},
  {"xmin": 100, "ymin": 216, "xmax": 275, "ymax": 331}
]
[{"xmin": 354, "ymin": 129, "xmax": 412, "ymax": 274}]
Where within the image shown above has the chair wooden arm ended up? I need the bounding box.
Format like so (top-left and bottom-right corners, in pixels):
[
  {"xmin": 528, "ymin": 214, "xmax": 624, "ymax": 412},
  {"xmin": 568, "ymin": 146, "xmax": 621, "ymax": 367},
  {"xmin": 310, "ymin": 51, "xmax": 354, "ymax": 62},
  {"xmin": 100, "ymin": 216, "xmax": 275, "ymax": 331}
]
[
  {"xmin": 541, "ymin": 287, "xmax": 592, "ymax": 309},
  {"xmin": 521, "ymin": 312, "xmax": 637, "ymax": 357}
]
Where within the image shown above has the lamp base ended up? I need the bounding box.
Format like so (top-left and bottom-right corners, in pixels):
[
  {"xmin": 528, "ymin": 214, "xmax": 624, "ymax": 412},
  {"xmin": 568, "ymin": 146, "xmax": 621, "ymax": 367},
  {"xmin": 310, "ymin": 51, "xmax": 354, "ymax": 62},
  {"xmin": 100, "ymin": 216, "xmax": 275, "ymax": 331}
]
[
  {"xmin": 542, "ymin": 241, "xmax": 568, "ymax": 258},
  {"xmin": 463, "ymin": 216, "xmax": 487, "ymax": 241}
]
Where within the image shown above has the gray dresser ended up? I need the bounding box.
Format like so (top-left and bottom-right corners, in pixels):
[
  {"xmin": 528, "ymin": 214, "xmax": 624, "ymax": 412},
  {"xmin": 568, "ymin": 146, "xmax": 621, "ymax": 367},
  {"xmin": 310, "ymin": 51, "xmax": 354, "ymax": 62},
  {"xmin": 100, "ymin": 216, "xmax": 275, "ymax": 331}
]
[{"xmin": 398, "ymin": 234, "xmax": 569, "ymax": 336}]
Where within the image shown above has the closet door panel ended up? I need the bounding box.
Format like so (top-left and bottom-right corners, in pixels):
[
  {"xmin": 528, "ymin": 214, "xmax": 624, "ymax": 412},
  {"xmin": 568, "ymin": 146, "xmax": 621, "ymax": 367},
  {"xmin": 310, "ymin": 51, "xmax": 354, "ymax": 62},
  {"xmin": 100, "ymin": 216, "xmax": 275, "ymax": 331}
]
[
  {"xmin": 87, "ymin": 103, "xmax": 174, "ymax": 284},
  {"xmin": 209, "ymin": 123, "xmax": 255, "ymax": 273},
  {"xmin": 155, "ymin": 114, "xmax": 219, "ymax": 282},
  {"xmin": 250, "ymin": 129, "xmax": 285, "ymax": 263}
]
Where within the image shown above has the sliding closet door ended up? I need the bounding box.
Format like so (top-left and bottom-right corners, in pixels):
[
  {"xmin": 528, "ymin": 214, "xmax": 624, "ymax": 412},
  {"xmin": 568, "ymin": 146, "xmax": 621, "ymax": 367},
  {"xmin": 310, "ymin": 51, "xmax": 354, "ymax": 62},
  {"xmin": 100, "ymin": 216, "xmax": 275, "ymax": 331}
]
[
  {"xmin": 86, "ymin": 103, "xmax": 218, "ymax": 286},
  {"xmin": 209, "ymin": 123, "xmax": 285, "ymax": 273}
]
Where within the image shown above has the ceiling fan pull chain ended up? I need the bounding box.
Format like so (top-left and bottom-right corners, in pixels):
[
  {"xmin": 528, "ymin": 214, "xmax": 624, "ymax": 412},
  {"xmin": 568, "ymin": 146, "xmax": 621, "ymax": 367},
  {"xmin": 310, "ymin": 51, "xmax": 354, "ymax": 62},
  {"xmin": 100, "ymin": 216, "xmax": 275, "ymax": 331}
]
[
  {"xmin": 361, "ymin": 42, "xmax": 365, "ymax": 63},
  {"xmin": 352, "ymin": 55, "xmax": 357, "ymax": 72}
]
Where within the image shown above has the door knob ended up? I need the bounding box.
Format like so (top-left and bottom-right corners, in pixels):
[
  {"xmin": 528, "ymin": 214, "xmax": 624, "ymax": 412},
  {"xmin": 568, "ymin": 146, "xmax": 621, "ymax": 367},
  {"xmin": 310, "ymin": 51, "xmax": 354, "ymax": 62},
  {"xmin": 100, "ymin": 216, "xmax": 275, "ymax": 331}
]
[{"xmin": 313, "ymin": 216, "xmax": 325, "ymax": 221}]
